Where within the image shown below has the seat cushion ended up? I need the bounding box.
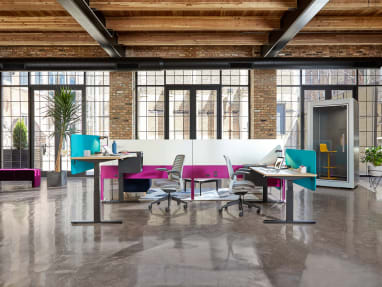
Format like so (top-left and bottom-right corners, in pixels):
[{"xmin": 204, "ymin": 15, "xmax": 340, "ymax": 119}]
[
  {"xmin": 232, "ymin": 180, "xmax": 255, "ymax": 188},
  {"xmin": 154, "ymin": 179, "xmax": 180, "ymax": 192}
]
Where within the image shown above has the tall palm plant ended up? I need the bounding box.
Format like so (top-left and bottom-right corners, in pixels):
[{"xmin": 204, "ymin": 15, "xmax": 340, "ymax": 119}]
[{"xmin": 44, "ymin": 88, "xmax": 81, "ymax": 172}]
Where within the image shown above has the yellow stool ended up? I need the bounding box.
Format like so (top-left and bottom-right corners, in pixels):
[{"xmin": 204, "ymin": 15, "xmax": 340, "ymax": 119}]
[{"xmin": 320, "ymin": 143, "xmax": 337, "ymax": 180}]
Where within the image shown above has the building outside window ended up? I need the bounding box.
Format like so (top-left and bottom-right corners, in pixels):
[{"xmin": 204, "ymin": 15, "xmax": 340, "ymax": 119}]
[{"xmin": 136, "ymin": 69, "xmax": 249, "ymax": 140}]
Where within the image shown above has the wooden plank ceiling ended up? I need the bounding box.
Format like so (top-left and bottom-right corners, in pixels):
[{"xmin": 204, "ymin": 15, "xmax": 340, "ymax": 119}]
[{"xmin": 0, "ymin": 0, "xmax": 381, "ymax": 52}]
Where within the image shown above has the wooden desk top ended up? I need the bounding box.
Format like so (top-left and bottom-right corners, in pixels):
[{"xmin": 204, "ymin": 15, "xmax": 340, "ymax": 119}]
[
  {"xmin": 71, "ymin": 153, "xmax": 136, "ymax": 161},
  {"xmin": 250, "ymin": 166, "xmax": 316, "ymax": 179}
]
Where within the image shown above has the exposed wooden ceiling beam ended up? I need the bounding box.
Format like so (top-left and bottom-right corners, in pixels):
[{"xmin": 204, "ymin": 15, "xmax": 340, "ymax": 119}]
[
  {"xmin": 291, "ymin": 33, "xmax": 382, "ymax": 45},
  {"xmin": 0, "ymin": 32, "xmax": 97, "ymax": 45},
  {"xmin": 0, "ymin": 17, "xmax": 82, "ymax": 31},
  {"xmin": 119, "ymin": 32, "xmax": 267, "ymax": 45},
  {"xmin": 305, "ymin": 16, "xmax": 382, "ymax": 31},
  {"xmin": 323, "ymin": 0, "xmax": 382, "ymax": 10},
  {"xmin": 90, "ymin": 0, "xmax": 296, "ymax": 11},
  {"xmin": 0, "ymin": 1, "xmax": 63, "ymax": 11},
  {"xmin": 57, "ymin": 0, "xmax": 124, "ymax": 57},
  {"xmin": 107, "ymin": 16, "xmax": 280, "ymax": 31},
  {"xmin": 262, "ymin": 0, "xmax": 329, "ymax": 57}
]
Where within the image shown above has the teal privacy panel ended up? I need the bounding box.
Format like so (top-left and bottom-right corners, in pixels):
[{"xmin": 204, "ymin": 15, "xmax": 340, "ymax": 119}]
[
  {"xmin": 285, "ymin": 149, "xmax": 316, "ymax": 191},
  {"xmin": 71, "ymin": 134, "xmax": 101, "ymax": 175}
]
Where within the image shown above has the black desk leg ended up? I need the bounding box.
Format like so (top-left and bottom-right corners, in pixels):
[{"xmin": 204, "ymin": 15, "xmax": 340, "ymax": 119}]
[
  {"xmin": 264, "ymin": 180, "xmax": 315, "ymax": 224},
  {"xmin": 119, "ymin": 170, "xmax": 124, "ymax": 201},
  {"xmin": 72, "ymin": 162, "xmax": 123, "ymax": 225}
]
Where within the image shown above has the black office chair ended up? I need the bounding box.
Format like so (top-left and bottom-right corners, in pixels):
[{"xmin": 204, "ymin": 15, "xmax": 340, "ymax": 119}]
[
  {"xmin": 219, "ymin": 155, "xmax": 261, "ymax": 217},
  {"xmin": 148, "ymin": 154, "xmax": 187, "ymax": 212}
]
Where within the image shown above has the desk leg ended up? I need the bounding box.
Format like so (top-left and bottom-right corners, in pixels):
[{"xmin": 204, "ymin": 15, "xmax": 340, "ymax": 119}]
[
  {"xmin": 263, "ymin": 180, "xmax": 268, "ymax": 202},
  {"xmin": 118, "ymin": 171, "xmax": 124, "ymax": 202},
  {"xmin": 72, "ymin": 162, "xmax": 122, "ymax": 225},
  {"xmin": 264, "ymin": 180, "xmax": 315, "ymax": 224},
  {"xmin": 191, "ymin": 178, "xmax": 195, "ymax": 200}
]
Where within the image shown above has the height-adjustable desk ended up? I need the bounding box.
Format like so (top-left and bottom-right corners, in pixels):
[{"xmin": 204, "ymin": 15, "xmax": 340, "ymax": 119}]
[
  {"xmin": 250, "ymin": 167, "xmax": 316, "ymax": 224},
  {"xmin": 71, "ymin": 154, "xmax": 135, "ymax": 224}
]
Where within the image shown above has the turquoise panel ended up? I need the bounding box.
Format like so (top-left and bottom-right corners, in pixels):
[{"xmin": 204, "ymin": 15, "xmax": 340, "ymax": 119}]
[
  {"xmin": 285, "ymin": 149, "xmax": 317, "ymax": 191},
  {"xmin": 70, "ymin": 134, "xmax": 101, "ymax": 175}
]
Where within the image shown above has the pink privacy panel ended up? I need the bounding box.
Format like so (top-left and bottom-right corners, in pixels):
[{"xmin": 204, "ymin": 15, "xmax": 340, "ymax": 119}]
[{"xmin": 100, "ymin": 165, "xmax": 280, "ymax": 200}]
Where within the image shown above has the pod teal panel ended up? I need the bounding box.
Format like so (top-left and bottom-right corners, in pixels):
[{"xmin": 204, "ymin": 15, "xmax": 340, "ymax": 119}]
[
  {"xmin": 285, "ymin": 149, "xmax": 317, "ymax": 191},
  {"xmin": 70, "ymin": 134, "xmax": 101, "ymax": 175}
]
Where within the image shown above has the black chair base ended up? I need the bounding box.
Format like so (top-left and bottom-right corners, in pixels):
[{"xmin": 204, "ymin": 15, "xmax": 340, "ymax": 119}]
[
  {"xmin": 219, "ymin": 194, "xmax": 261, "ymax": 217},
  {"xmin": 148, "ymin": 192, "xmax": 188, "ymax": 212}
]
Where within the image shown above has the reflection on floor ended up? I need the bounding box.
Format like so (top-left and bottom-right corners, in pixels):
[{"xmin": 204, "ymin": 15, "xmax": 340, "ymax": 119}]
[{"xmin": 0, "ymin": 178, "xmax": 382, "ymax": 287}]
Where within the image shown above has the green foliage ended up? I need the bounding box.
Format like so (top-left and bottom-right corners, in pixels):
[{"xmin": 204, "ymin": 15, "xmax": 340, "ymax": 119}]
[
  {"xmin": 13, "ymin": 119, "xmax": 28, "ymax": 150},
  {"xmin": 43, "ymin": 87, "xmax": 81, "ymax": 172},
  {"xmin": 362, "ymin": 146, "xmax": 382, "ymax": 166},
  {"xmin": 44, "ymin": 87, "xmax": 81, "ymax": 139}
]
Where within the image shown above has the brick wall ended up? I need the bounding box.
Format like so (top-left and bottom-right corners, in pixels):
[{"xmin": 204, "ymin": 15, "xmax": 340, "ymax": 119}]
[
  {"xmin": 250, "ymin": 70, "xmax": 277, "ymax": 139},
  {"xmin": 126, "ymin": 46, "xmax": 256, "ymax": 58},
  {"xmin": 110, "ymin": 71, "xmax": 134, "ymax": 139},
  {"xmin": 0, "ymin": 46, "xmax": 107, "ymax": 57}
]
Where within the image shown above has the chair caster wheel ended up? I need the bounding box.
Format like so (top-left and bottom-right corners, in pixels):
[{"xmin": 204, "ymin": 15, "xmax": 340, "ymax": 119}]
[
  {"xmin": 165, "ymin": 207, "xmax": 170, "ymax": 212},
  {"xmin": 256, "ymin": 209, "xmax": 261, "ymax": 214},
  {"xmin": 157, "ymin": 202, "xmax": 160, "ymax": 205},
  {"xmin": 239, "ymin": 212, "xmax": 244, "ymax": 217},
  {"xmin": 183, "ymin": 205, "xmax": 187, "ymax": 210}
]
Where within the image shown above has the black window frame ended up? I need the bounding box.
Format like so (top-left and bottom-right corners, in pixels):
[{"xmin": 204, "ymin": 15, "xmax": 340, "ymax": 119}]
[{"xmin": 135, "ymin": 70, "xmax": 250, "ymax": 140}]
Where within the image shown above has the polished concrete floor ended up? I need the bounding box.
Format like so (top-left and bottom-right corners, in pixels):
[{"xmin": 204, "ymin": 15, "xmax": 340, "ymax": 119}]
[{"xmin": 0, "ymin": 178, "xmax": 382, "ymax": 287}]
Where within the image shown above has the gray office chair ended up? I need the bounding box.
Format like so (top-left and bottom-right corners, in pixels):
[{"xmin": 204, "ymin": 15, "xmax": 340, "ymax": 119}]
[
  {"xmin": 219, "ymin": 155, "xmax": 261, "ymax": 217},
  {"xmin": 148, "ymin": 154, "xmax": 187, "ymax": 212}
]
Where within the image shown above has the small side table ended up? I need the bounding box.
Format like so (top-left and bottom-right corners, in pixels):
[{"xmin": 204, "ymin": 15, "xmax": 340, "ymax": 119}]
[{"xmin": 184, "ymin": 178, "xmax": 219, "ymax": 196}]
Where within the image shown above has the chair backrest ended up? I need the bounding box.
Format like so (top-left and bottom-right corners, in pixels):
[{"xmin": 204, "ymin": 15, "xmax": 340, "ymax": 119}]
[
  {"xmin": 169, "ymin": 154, "xmax": 185, "ymax": 182},
  {"xmin": 223, "ymin": 155, "xmax": 235, "ymax": 181}
]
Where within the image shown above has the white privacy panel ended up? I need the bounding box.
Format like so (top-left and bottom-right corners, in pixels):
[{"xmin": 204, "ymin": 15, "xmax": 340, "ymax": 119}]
[
  {"xmin": 110, "ymin": 140, "xmax": 193, "ymax": 165},
  {"xmin": 192, "ymin": 139, "xmax": 282, "ymax": 165},
  {"xmin": 109, "ymin": 139, "xmax": 282, "ymax": 166}
]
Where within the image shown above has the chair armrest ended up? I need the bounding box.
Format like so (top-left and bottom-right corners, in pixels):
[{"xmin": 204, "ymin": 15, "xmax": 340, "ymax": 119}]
[
  {"xmin": 234, "ymin": 170, "xmax": 250, "ymax": 175},
  {"xmin": 238, "ymin": 168, "xmax": 251, "ymax": 172},
  {"xmin": 156, "ymin": 168, "xmax": 169, "ymax": 172},
  {"xmin": 167, "ymin": 170, "xmax": 181, "ymax": 176}
]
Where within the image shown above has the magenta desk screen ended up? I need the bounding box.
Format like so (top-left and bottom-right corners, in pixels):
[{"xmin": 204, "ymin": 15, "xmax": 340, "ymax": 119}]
[{"xmin": 101, "ymin": 165, "xmax": 280, "ymax": 200}]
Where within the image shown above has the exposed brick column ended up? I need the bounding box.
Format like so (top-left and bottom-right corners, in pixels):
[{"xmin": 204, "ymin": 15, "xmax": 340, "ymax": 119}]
[
  {"xmin": 110, "ymin": 71, "xmax": 134, "ymax": 139},
  {"xmin": 250, "ymin": 69, "xmax": 277, "ymax": 139}
]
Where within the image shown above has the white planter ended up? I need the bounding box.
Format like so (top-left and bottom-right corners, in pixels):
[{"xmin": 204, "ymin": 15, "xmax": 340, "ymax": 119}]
[{"xmin": 368, "ymin": 164, "xmax": 382, "ymax": 177}]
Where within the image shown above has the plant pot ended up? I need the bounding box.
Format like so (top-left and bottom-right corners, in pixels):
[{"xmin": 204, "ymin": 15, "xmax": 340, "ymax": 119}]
[
  {"xmin": 47, "ymin": 171, "xmax": 67, "ymax": 187},
  {"xmin": 368, "ymin": 164, "xmax": 382, "ymax": 177}
]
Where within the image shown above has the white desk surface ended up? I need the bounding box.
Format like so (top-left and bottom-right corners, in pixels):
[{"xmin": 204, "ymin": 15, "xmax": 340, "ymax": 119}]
[
  {"xmin": 71, "ymin": 153, "xmax": 136, "ymax": 161},
  {"xmin": 250, "ymin": 166, "xmax": 316, "ymax": 178}
]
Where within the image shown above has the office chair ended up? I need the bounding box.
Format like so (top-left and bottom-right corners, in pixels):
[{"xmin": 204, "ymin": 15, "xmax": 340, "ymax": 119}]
[
  {"xmin": 219, "ymin": 155, "xmax": 261, "ymax": 217},
  {"xmin": 148, "ymin": 154, "xmax": 187, "ymax": 212}
]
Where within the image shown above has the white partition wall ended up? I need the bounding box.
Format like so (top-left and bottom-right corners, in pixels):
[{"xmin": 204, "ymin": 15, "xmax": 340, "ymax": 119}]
[
  {"xmin": 192, "ymin": 140, "xmax": 282, "ymax": 165},
  {"xmin": 109, "ymin": 139, "xmax": 282, "ymax": 166},
  {"xmin": 111, "ymin": 140, "xmax": 193, "ymax": 165}
]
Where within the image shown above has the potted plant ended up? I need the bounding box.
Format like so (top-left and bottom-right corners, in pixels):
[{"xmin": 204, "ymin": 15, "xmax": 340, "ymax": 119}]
[
  {"xmin": 44, "ymin": 87, "xmax": 81, "ymax": 187},
  {"xmin": 362, "ymin": 146, "xmax": 382, "ymax": 177},
  {"xmin": 12, "ymin": 119, "xmax": 29, "ymax": 168}
]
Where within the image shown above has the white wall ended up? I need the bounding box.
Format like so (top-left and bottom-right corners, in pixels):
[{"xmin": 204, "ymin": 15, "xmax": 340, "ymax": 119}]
[{"xmin": 109, "ymin": 139, "xmax": 282, "ymax": 166}]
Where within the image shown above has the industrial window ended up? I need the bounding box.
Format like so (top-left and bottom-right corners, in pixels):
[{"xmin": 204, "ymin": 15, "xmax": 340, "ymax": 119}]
[
  {"xmin": 136, "ymin": 70, "xmax": 249, "ymax": 140},
  {"xmin": 0, "ymin": 71, "xmax": 110, "ymax": 173}
]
